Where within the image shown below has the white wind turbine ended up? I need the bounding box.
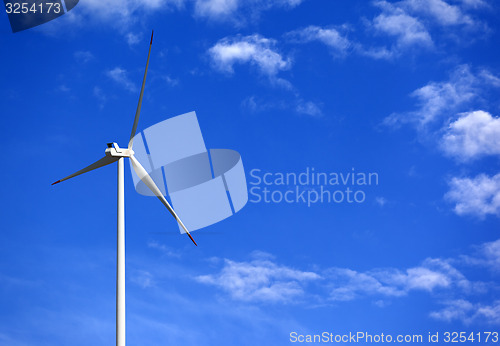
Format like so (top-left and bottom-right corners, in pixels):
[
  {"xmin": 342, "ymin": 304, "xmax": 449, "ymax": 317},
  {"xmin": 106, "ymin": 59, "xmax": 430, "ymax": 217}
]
[{"xmin": 51, "ymin": 31, "xmax": 197, "ymax": 346}]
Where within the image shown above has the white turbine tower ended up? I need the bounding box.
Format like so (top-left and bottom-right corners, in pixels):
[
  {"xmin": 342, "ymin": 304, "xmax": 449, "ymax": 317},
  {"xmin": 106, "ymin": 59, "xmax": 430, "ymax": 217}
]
[{"xmin": 52, "ymin": 31, "xmax": 197, "ymax": 346}]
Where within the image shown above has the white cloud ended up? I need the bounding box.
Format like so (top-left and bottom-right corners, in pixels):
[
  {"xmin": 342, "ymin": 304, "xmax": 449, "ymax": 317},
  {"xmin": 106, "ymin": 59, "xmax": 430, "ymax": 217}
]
[
  {"xmin": 148, "ymin": 240, "xmax": 180, "ymax": 258},
  {"xmin": 375, "ymin": 197, "xmax": 388, "ymax": 206},
  {"xmin": 131, "ymin": 270, "xmax": 155, "ymax": 288},
  {"xmin": 328, "ymin": 257, "xmax": 468, "ymax": 301},
  {"xmin": 241, "ymin": 96, "xmax": 322, "ymax": 117},
  {"xmin": 378, "ymin": 65, "xmax": 500, "ymax": 219},
  {"xmin": 479, "ymin": 239, "xmax": 500, "ymax": 270},
  {"xmin": 240, "ymin": 95, "xmax": 286, "ymax": 113},
  {"xmin": 405, "ymin": 266, "xmax": 451, "ymax": 290},
  {"xmin": 413, "ymin": 258, "xmax": 472, "ymax": 291},
  {"xmin": 441, "ymin": 111, "xmax": 500, "ymax": 161},
  {"xmin": 194, "ymin": 240, "xmax": 500, "ymax": 325},
  {"xmin": 384, "ymin": 65, "xmax": 478, "ymax": 127},
  {"xmin": 43, "ymin": 0, "xmax": 303, "ymax": 32},
  {"xmin": 241, "ymin": 96, "xmax": 260, "ymax": 112},
  {"xmin": 364, "ymin": 0, "xmax": 434, "ymax": 60},
  {"xmin": 401, "ymin": 0, "xmax": 473, "ymax": 26},
  {"xmin": 79, "ymin": 0, "xmax": 183, "ymax": 24},
  {"xmin": 372, "ymin": 8, "xmax": 433, "ymax": 48},
  {"xmin": 58, "ymin": 85, "xmax": 70, "ymax": 92},
  {"xmin": 162, "ymin": 75, "xmax": 179, "ymax": 87},
  {"xmin": 446, "ymin": 173, "xmax": 500, "ymax": 218},
  {"xmin": 74, "ymin": 50, "xmax": 94, "ymax": 63},
  {"xmin": 196, "ymin": 256, "xmax": 320, "ymax": 303},
  {"xmin": 479, "ymin": 70, "xmax": 500, "ymax": 87},
  {"xmin": 460, "ymin": 0, "xmax": 488, "ymax": 8},
  {"xmin": 365, "ymin": 0, "xmax": 485, "ymax": 59},
  {"xmin": 194, "ymin": 0, "xmax": 303, "ymax": 22},
  {"xmin": 194, "ymin": 0, "xmax": 238, "ymax": 19},
  {"xmin": 208, "ymin": 34, "xmax": 291, "ymax": 77},
  {"xmin": 462, "ymin": 239, "xmax": 500, "ymax": 271},
  {"xmin": 327, "ymin": 268, "xmax": 406, "ymax": 301},
  {"xmin": 288, "ymin": 0, "xmax": 481, "ymax": 61},
  {"xmin": 0, "ymin": 332, "xmax": 27, "ymax": 346},
  {"xmin": 287, "ymin": 26, "xmax": 351, "ymax": 56},
  {"xmin": 431, "ymin": 300, "xmax": 500, "ymax": 325},
  {"xmin": 360, "ymin": 46, "xmax": 395, "ymax": 60},
  {"xmin": 106, "ymin": 67, "xmax": 137, "ymax": 92},
  {"xmin": 197, "ymin": 253, "xmax": 473, "ymax": 305},
  {"xmin": 430, "ymin": 299, "xmax": 475, "ymax": 322},
  {"xmin": 296, "ymin": 100, "xmax": 322, "ymax": 117},
  {"xmin": 93, "ymin": 86, "xmax": 106, "ymax": 109},
  {"xmin": 126, "ymin": 32, "xmax": 141, "ymax": 46}
]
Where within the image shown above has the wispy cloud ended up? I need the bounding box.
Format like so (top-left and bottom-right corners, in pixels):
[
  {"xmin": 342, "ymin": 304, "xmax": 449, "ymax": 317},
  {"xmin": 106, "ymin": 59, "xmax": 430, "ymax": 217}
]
[
  {"xmin": 148, "ymin": 240, "xmax": 181, "ymax": 258},
  {"xmin": 460, "ymin": 0, "xmax": 489, "ymax": 9},
  {"xmin": 196, "ymin": 255, "xmax": 478, "ymax": 304},
  {"xmin": 296, "ymin": 100, "xmax": 323, "ymax": 117},
  {"xmin": 194, "ymin": 0, "xmax": 238, "ymax": 19},
  {"xmin": 0, "ymin": 332, "xmax": 28, "ymax": 346},
  {"xmin": 79, "ymin": 0, "xmax": 184, "ymax": 25},
  {"xmin": 375, "ymin": 197, "xmax": 388, "ymax": 207},
  {"xmin": 283, "ymin": 1, "xmax": 486, "ymax": 62},
  {"xmin": 194, "ymin": 0, "xmax": 303, "ymax": 23},
  {"xmin": 461, "ymin": 238, "xmax": 500, "ymax": 272},
  {"xmin": 441, "ymin": 110, "xmax": 500, "ymax": 162},
  {"xmin": 93, "ymin": 86, "xmax": 106, "ymax": 109},
  {"xmin": 430, "ymin": 300, "xmax": 500, "ymax": 325},
  {"xmin": 58, "ymin": 85, "xmax": 71, "ymax": 93},
  {"xmin": 106, "ymin": 67, "xmax": 137, "ymax": 92},
  {"xmin": 196, "ymin": 253, "xmax": 320, "ymax": 303},
  {"xmin": 208, "ymin": 34, "xmax": 325, "ymax": 115},
  {"xmin": 125, "ymin": 32, "xmax": 141, "ymax": 46},
  {"xmin": 383, "ymin": 65, "xmax": 495, "ymax": 128},
  {"xmin": 479, "ymin": 239, "xmax": 500, "ymax": 271},
  {"xmin": 208, "ymin": 34, "xmax": 291, "ymax": 77},
  {"xmin": 361, "ymin": 0, "xmax": 486, "ymax": 59},
  {"xmin": 326, "ymin": 257, "xmax": 471, "ymax": 301},
  {"xmin": 162, "ymin": 75, "xmax": 179, "ymax": 87},
  {"xmin": 286, "ymin": 25, "xmax": 351, "ymax": 56},
  {"xmin": 241, "ymin": 95, "xmax": 287, "ymax": 113},
  {"xmin": 74, "ymin": 50, "xmax": 94, "ymax": 64},
  {"xmin": 382, "ymin": 65, "xmax": 500, "ymax": 218},
  {"xmin": 372, "ymin": 2, "xmax": 433, "ymax": 48},
  {"xmin": 130, "ymin": 270, "xmax": 155, "ymax": 288},
  {"xmin": 195, "ymin": 240, "xmax": 500, "ymax": 326},
  {"xmin": 400, "ymin": 0, "xmax": 474, "ymax": 26},
  {"xmin": 446, "ymin": 173, "xmax": 500, "ymax": 218},
  {"xmin": 241, "ymin": 95, "xmax": 322, "ymax": 117}
]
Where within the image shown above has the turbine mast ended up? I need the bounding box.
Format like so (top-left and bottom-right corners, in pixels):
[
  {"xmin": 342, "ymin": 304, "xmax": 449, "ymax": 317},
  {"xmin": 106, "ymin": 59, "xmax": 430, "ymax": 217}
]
[{"xmin": 117, "ymin": 158, "xmax": 125, "ymax": 346}]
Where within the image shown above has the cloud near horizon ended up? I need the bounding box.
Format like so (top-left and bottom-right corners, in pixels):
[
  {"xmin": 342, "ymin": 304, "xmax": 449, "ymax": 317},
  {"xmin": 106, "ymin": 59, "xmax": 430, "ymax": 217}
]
[{"xmin": 193, "ymin": 241, "xmax": 498, "ymax": 325}]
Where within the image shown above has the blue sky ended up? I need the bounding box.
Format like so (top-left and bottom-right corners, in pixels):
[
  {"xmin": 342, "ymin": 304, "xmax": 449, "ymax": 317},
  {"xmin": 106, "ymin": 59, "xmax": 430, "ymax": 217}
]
[{"xmin": 1, "ymin": 0, "xmax": 500, "ymax": 345}]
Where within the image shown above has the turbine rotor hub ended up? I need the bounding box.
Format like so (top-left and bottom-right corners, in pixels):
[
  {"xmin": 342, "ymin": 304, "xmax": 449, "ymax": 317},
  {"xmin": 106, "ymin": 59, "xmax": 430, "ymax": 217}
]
[{"xmin": 105, "ymin": 142, "xmax": 134, "ymax": 157}]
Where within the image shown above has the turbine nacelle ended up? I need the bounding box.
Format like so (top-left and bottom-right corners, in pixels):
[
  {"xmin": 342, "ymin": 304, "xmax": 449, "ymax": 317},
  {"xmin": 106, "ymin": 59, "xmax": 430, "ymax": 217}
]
[{"xmin": 106, "ymin": 143, "xmax": 134, "ymax": 158}]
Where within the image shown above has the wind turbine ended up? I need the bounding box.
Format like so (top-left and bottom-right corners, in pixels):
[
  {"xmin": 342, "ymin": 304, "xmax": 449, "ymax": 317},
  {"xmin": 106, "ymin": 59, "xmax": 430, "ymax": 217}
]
[{"xmin": 51, "ymin": 31, "xmax": 197, "ymax": 346}]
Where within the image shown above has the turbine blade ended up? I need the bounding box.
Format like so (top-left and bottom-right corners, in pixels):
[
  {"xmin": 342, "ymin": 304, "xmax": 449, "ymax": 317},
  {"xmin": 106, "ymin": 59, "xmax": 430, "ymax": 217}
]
[
  {"xmin": 128, "ymin": 30, "xmax": 154, "ymax": 150},
  {"xmin": 52, "ymin": 156, "xmax": 119, "ymax": 185},
  {"xmin": 129, "ymin": 155, "xmax": 197, "ymax": 246}
]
